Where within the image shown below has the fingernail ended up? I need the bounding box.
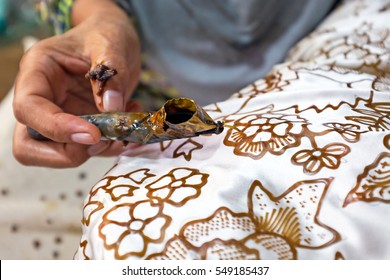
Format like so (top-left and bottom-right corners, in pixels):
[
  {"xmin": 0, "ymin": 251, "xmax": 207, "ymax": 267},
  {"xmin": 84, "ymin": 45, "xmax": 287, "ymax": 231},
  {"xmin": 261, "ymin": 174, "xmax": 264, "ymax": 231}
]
[
  {"xmin": 71, "ymin": 133, "xmax": 96, "ymax": 145},
  {"xmin": 103, "ymin": 90, "xmax": 123, "ymax": 112},
  {"xmin": 88, "ymin": 141, "xmax": 109, "ymax": 156}
]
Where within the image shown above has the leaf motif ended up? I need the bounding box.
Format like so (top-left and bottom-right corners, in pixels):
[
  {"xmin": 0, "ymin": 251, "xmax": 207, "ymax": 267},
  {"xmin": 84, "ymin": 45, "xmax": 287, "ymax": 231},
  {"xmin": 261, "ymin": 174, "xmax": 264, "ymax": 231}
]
[
  {"xmin": 125, "ymin": 168, "xmax": 156, "ymax": 184},
  {"xmin": 256, "ymin": 207, "xmax": 301, "ymax": 244},
  {"xmin": 369, "ymin": 102, "xmax": 390, "ymax": 114},
  {"xmin": 248, "ymin": 179, "xmax": 340, "ymax": 248},
  {"xmin": 339, "ymin": 129, "xmax": 361, "ymax": 142},
  {"xmin": 344, "ymin": 152, "xmax": 390, "ymax": 206},
  {"xmin": 324, "ymin": 122, "xmax": 361, "ymax": 131},
  {"xmin": 346, "ymin": 116, "xmax": 380, "ymax": 126},
  {"xmin": 160, "ymin": 140, "xmax": 174, "ymax": 152},
  {"xmin": 110, "ymin": 185, "xmax": 140, "ymax": 201},
  {"xmin": 180, "ymin": 207, "xmax": 256, "ymax": 248},
  {"xmin": 173, "ymin": 139, "xmax": 203, "ymax": 161}
]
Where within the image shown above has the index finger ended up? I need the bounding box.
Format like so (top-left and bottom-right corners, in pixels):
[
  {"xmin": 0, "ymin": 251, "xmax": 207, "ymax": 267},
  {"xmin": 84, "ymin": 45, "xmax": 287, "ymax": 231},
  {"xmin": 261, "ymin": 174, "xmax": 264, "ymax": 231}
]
[{"xmin": 13, "ymin": 51, "xmax": 100, "ymax": 144}]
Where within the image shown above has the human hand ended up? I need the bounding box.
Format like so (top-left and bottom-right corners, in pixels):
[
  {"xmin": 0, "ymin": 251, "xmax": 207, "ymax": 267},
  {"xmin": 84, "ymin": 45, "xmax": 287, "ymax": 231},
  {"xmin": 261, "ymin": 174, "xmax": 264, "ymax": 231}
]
[{"xmin": 12, "ymin": 1, "xmax": 140, "ymax": 167}]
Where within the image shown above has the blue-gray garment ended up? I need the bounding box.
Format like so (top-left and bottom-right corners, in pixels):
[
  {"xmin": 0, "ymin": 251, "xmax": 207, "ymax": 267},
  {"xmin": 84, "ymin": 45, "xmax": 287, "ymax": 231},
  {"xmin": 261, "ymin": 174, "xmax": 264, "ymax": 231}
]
[{"xmin": 115, "ymin": 0, "xmax": 338, "ymax": 105}]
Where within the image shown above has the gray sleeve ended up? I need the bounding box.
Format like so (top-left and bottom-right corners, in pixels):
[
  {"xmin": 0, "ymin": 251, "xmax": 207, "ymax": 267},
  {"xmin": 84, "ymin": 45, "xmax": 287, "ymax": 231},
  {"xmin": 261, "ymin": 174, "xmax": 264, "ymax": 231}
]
[{"xmin": 114, "ymin": 0, "xmax": 133, "ymax": 16}]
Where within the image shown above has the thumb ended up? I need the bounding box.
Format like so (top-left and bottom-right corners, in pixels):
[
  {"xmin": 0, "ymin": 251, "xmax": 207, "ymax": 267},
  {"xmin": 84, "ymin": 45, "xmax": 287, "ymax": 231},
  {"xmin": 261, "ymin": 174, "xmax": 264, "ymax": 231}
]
[{"xmin": 87, "ymin": 41, "xmax": 140, "ymax": 112}]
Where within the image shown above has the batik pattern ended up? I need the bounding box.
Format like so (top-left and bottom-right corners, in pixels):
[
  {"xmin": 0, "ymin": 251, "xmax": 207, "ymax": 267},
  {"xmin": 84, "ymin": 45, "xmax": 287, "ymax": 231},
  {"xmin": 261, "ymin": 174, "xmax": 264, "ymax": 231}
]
[{"xmin": 75, "ymin": 0, "xmax": 390, "ymax": 260}]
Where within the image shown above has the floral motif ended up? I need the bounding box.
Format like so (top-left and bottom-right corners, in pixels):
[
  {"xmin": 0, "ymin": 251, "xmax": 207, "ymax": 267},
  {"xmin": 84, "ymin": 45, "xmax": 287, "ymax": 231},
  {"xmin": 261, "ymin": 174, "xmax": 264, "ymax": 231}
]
[
  {"xmin": 146, "ymin": 168, "xmax": 209, "ymax": 206},
  {"xmin": 344, "ymin": 152, "xmax": 390, "ymax": 206},
  {"xmin": 83, "ymin": 167, "xmax": 210, "ymax": 230},
  {"xmin": 291, "ymin": 143, "xmax": 350, "ymax": 175},
  {"xmin": 232, "ymin": 69, "xmax": 299, "ymax": 99},
  {"xmin": 313, "ymin": 22, "xmax": 388, "ymax": 72},
  {"xmin": 346, "ymin": 103, "xmax": 390, "ymax": 132},
  {"xmin": 350, "ymin": 22, "xmax": 389, "ymax": 49},
  {"xmin": 224, "ymin": 113, "xmax": 305, "ymax": 159},
  {"xmin": 90, "ymin": 168, "xmax": 155, "ymax": 201},
  {"xmin": 99, "ymin": 199, "xmax": 171, "ymax": 259},
  {"xmin": 147, "ymin": 178, "xmax": 339, "ymax": 259},
  {"xmin": 74, "ymin": 2, "xmax": 390, "ymax": 260},
  {"xmin": 82, "ymin": 169, "xmax": 156, "ymax": 226},
  {"xmin": 323, "ymin": 122, "xmax": 362, "ymax": 143}
]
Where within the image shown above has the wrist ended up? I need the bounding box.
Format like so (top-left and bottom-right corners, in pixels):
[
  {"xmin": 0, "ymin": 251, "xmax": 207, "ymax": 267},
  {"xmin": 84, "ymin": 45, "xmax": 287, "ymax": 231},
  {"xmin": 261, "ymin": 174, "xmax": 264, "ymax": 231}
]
[{"xmin": 72, "ymin": 0, "xmax": 128, "ymax": 26}]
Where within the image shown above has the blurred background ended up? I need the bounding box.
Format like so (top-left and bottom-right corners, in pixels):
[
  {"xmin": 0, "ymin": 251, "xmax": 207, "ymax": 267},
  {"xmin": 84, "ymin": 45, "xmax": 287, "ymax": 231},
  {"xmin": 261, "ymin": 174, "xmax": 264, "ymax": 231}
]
[{"xmin": 0, "ymin": 0, "xmax": 50, "ymax": 100}]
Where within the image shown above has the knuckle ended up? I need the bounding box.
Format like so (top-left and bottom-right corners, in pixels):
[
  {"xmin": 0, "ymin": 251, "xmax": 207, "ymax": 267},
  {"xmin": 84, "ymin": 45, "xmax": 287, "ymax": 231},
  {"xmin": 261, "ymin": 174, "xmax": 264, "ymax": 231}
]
[{"xmin": 51, "ymin": 114, "xmax": 73, "ymax": 143}]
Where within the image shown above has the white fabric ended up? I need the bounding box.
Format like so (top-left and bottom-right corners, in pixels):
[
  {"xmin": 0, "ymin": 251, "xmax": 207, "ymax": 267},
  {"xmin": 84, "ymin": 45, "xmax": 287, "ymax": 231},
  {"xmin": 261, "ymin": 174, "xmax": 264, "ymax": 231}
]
[{"xmin": 75, "ymin": 0, "xmax": 390, "ymax": 260}]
